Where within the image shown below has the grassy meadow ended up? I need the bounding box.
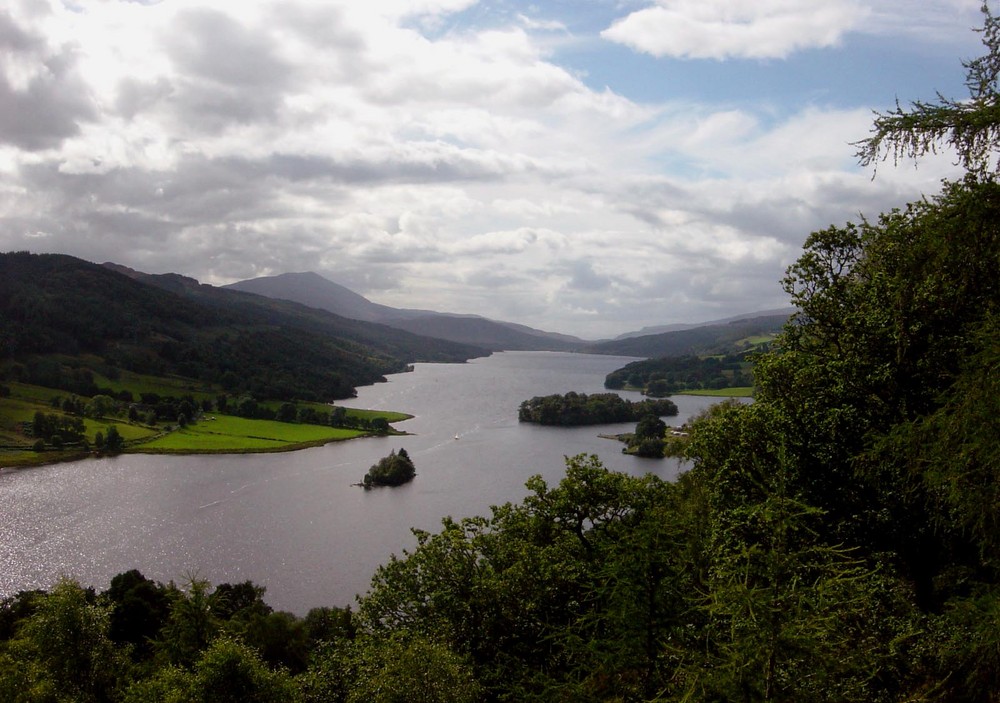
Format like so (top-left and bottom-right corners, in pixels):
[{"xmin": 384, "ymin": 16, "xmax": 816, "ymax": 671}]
[
  {"xmin": 135, "ymin": 415, "xmax": 365, "ymax": 453},
  {"xmin": 675, "ymin": 386, "xmax": 754, "ymax": 397}
]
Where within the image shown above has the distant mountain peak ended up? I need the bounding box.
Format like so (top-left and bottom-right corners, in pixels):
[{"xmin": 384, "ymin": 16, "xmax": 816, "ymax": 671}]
[{"xmin": 224, "ymin": 271, "xmax": 585, "ymax": 351}]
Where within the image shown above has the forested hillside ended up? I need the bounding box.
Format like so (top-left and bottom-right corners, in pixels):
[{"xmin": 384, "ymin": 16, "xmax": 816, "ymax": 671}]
[
  {"xmin": 3, "ymin": 9, "xmax": 1000, "ymax": 703},
  {"xmin": 582, "ymin": 312, "xmax": 786, "ymax": 357},
  {"xmin": 108, "ymin": 264, "xmax": 488, "ymax": 371},
  {"xmin": 0, "ymin": 253, "xmax": 485, "ymax": 401},
  {"xmin": 605, "ymin": 353, "xmax": 753, "ymax": 395}
]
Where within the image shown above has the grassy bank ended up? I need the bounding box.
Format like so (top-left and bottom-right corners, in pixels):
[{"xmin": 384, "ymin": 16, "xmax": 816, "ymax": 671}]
[
  {"xmin": 134, "ymin": 415, "xmax": 366, "ymax": 453},
  {"xmin": 0, "ymin": 374, "xmax": 411, "ymax": 468},
  {"xmin": 674, "ymin": 386, "xmax": 754, "ymax": 397}
]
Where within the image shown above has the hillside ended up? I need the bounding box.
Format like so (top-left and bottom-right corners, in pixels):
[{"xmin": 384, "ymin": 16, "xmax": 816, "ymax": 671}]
[
  {"xmin": 0, "ymin": 252, "xmax": 485, "ymax": 402},
  {"xmin": 612, "ymin": 307, "xmax": 795, "ymax": 340},
  {"xmin": 222, "ymin": 271, "xmax": 420, "ymax": 323},
  {"xmin": 106, "ymin": 265, "xmax": 487, "ymax": 369},
  {"xmin": 581, "ymin": 312, "xmax": 789, "ymax": 357},
  {"xmin": 226, "ymin": 271, "xmax": 584, "ymax": 351}
]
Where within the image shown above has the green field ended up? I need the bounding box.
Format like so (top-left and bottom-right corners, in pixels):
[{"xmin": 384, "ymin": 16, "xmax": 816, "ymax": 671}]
[
  {"xmin": 338, "ymin": 407, "xmax": 411, "ymax": 423},
  {"xmin": 675, "ymin": 387, "xmax": 754, "ymax": 397},
  {"xmin": 0, "ymin": 370, "xmax": 408, "ymax": 467},
  {"xmin": 135, "ymin": 415, "xmax": 365, "ymax": 452},
  {"xmin": 258, "ymin": 400, "xmax": 412, "ymax": 424}
]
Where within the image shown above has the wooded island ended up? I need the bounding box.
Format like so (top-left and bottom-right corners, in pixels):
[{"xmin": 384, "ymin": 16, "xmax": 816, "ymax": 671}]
[{"xmin": 517, "ymin": 392, "xmax": 678, "ymax": 426}]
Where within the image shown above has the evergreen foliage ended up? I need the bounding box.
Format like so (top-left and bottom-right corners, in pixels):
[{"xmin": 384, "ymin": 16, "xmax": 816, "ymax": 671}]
[{"xmin": 857, "ymin": 2, "xmax": 1000, "ymax": 175}]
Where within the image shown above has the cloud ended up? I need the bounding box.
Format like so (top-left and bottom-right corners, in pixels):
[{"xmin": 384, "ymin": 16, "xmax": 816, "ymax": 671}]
[
  {"xmin": 600, "ymin": 0, "xmax": 984, "ymax": 62},
  {"xmin": 0, "ymin": 8, "xmax": 96, "ymax": 150},
  {"xmin": 601, "ymin": 0, "xmax": 868, "ymax": 60},
  {"xmin": 0, "ymin": 0, "xmax": 976, "ymax": 338},
  {"xmin": 563, "ymin": 259, "xmax": 615, "ymax": 292}
]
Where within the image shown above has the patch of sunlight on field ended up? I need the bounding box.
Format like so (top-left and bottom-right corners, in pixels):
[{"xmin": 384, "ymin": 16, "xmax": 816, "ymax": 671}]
[
  {"xmin": 341, "ymin": 407, "xmax": 411, "ymax": 423},
  {"xmin": 139, "ymin": 429, "xmax": 290, "ymax": 451},
  {"xmin": 676, "ymin": 387, "xmax": 754, "ymax": 397},
  {"xmin": 135, "ymin": 414, "xmax": 364, "ymax": 452}
]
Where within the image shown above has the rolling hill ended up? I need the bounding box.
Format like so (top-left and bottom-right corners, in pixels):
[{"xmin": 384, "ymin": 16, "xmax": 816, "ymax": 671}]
[
  {"xmin": 581, "ymin": 312, "xmax": 790, "ymax": 358},
  {"xmin": 0, "ymin": 252, "xmax": 486, "ymax": 402}
]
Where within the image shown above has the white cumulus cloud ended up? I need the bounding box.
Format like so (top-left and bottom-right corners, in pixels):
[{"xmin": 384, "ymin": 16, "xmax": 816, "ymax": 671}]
[{"xmin": 601, "ymin": 0, "xmax": 868, "ymax": 60}]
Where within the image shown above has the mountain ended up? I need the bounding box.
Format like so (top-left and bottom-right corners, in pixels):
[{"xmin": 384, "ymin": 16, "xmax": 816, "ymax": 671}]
[
  {"xmin": 0, "ymin": 252, "xmax": 486, "ymax": 401},
  {"xmin": 612, "ymin": 308, "xmax": 795, "ymax": 340},
  {"xmin": 581, "ymin": 312, "xmax": 790, "ymax": 358},
  {"xmin": 221, "ymin": 271, "xmax": 421, "ymax": 323},
  {"xmin": 103, "ymin": 264, "xmax": 486, "ymax": 365},
  {"xmin": 375, "ymin": 313, "xmax": 583, "ymax": 351},
  {"xmin": 225, "ymin": 272, "xmax": 584, "ymax": 351}
]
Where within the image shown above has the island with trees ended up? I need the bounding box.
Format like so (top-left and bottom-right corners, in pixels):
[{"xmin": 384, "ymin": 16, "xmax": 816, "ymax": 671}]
[
  {"xmin": 518, "ymin": 392, "xmax": 678, "ymax": 426},
  {"xmin": 622, "ymin": 413, "xmax": 670, "ymax": 458},
  {"xmin": 362, "ymin": 448, "xmax": 416, "ymax": 487}
]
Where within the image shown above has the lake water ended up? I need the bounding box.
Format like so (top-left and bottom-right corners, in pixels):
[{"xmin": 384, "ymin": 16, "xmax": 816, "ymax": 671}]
[{"xmin": 0, "ymin": 352, "xmax": 737, "ymax": 613}]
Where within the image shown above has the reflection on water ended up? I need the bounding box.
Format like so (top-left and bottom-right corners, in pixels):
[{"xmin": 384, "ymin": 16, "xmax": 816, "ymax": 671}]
[{"xmin": 0, "ymin": 352, "xmax": 742, "ymax": 613}]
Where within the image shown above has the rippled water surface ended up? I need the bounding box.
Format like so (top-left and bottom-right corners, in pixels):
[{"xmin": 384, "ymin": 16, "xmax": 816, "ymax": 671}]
[{"xmin": 1, "ymin": 352, "xmax": 736, "ymax": 613}]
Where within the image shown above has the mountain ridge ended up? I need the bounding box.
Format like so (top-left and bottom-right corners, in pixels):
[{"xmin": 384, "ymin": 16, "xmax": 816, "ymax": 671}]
[
  {"xmin": 612, "ymin": 307, "xmax": 795, "ymax": 340},
  {"xmin": 225, "ymin": 272, "xmax": 584, "ymax": 351},
  {"xmin": 581, "ymin": 312, "xmax": 789, "ymax": 358}
]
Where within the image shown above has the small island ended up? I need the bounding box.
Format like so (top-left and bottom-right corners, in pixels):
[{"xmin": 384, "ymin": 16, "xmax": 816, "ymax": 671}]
[
  {"xmin": 362, "ymin": 448, "xmax": 416, "ymax": 487},
  {"xmin": 518, "ymin": 392, "xmax": 678, "ymax": 426}
]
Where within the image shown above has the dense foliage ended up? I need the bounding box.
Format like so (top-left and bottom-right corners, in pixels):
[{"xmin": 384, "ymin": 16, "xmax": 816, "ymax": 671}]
[
  {"xmin": 362, "ymin": 448, "xmax": 416, "ymax": 487},
  {"xmin": 517, "ymin": 392, "xmax": 678, "ymax": 425},
  {"xmin": 626, "ymin": 413, "xmax": 669, "ymax": 457},
  {"xmin": 605, "ymin": 354, "xmax": 753, "ymax": 395},
  {"xmin": 0, "ymin": 573, "xmax": 355, "ymax": 703}
]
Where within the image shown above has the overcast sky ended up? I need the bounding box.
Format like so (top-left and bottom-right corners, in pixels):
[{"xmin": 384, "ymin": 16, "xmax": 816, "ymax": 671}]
[{"xmin": 0, "ymin": 0, "xmax": 988, "ymax": 338}]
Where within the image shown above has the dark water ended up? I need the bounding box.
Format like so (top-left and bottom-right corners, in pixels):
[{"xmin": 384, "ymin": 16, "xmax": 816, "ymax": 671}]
[{"xmin": 0, "ymin": 352, "xmax": 738, "ymax": 613}]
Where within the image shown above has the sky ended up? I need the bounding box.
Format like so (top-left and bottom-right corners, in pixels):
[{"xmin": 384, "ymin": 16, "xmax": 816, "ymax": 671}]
[{"xmin": 0, "ymin": 0, "xmax": 989, "ymax": 339}]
